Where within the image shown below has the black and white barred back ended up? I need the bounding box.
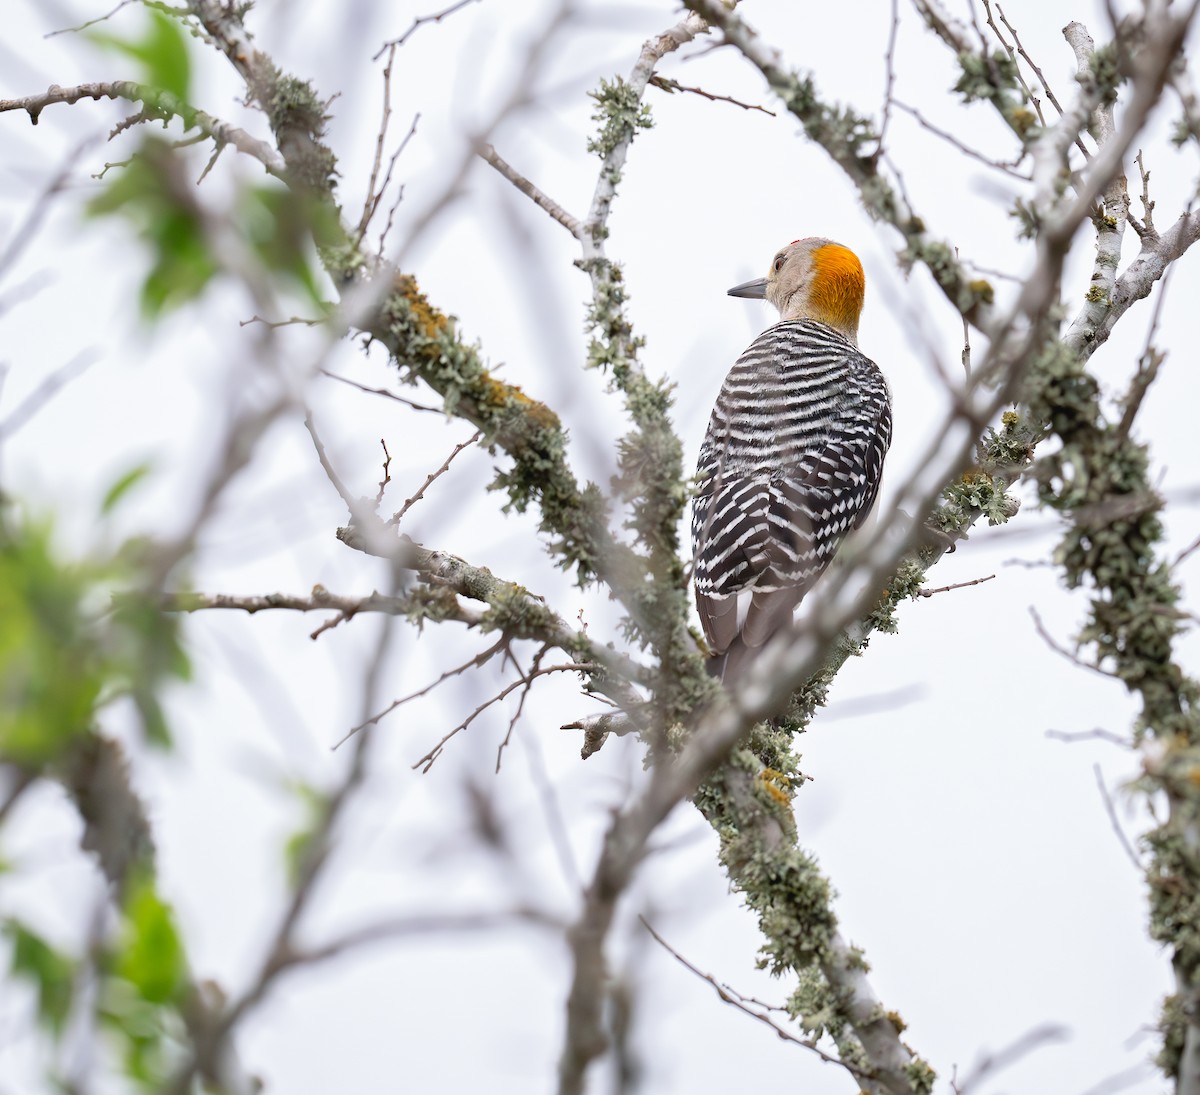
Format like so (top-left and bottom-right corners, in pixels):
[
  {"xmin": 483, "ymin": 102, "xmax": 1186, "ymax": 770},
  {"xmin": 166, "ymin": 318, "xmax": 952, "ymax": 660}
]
[{"xmin": 692, "ymin": 319, "xmax": 892, "ymax": 664}]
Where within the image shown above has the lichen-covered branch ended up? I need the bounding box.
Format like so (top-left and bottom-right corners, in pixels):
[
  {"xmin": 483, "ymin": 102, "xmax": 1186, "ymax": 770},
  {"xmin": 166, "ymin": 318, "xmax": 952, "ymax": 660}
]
[
  {"xmin": 603, "ymin": 5, "xmax": 1200, "ymax": 1090},
  {"xmin": 481, "ymin": 12, "xmax": 712, "ymax": 711},
  {"xmin": 335, "ymin": 522, "xmax": 651, "ymax": 712},
  {"xmin": 680, "ymin": 0, "xmax": 999, "ymax": 333}
]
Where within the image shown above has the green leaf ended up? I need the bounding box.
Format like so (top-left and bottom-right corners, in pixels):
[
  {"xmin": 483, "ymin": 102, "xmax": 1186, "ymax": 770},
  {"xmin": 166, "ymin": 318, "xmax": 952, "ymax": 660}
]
[
  {"xmin": 0, "ymin": 521, "xmax": 102, "ymax": 764},
  {"xmin": 87, "ymin": 139, "xmax": 219, "ymax": 318},
  {"xmin": 2, "ymin": 919, "xmax": 75, "ymax": 1036},
  {"xmin": 283, "ymin": 782, "xmax": 329, "ymax": 887},
  {"xmin": 238, "ymin": 184, "xmax": 329, "ymax": 307},
  {"xmin": 116, "ymin": 873, "xmax": 186, "ymax": 1005},
  {"xmin": 89, "ymin": 11, "xmax": 191, "ymax": 102},
  {"xmin": 101, "ymin": 463, "xmax": 153, "ymax": 515}
]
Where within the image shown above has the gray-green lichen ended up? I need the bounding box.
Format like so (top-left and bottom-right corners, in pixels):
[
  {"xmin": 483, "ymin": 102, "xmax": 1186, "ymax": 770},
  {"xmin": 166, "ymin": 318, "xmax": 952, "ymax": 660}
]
[
  {"xmin": 1017, "ymin": 279, "xmax": 1200, "ymax": 1084},
  {"xmin": 866, "ymin": 559, "xmax": 928, "ymax": 635},
  {"xmin": 954, "ymin": 50, "xmax": 1020, "ymax": 105},
  {"xmin": 258, "ymin": 69, "xmax": 337, "ymax": 193},
  {"xmin": 587, "ymin": 77, "xmax": 653, "ymax": 181},
  {"xmin": 371, "ymin": 274, "xmax": 625, "ymax": 584}
]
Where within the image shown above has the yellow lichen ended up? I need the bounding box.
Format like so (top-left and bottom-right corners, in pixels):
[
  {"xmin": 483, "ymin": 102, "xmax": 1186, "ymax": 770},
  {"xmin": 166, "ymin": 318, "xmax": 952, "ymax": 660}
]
[
  {"xmin": 480, "ymin": 374, "xmax": 561, "ymax": 431},
  {"xmin": 966, "ymin": 278, "xmax": 994, "ymax": 304},
  {"xmin": 392, "ymin": 273, "xmax": 449, "ymax": 342},
  {"xmin": 756, "ymin": 767, "xmax": 792, "ymax": 809},
  {"xmin": 1010, "ymin": 107, "xmax": 1036, "ymax": 137}
]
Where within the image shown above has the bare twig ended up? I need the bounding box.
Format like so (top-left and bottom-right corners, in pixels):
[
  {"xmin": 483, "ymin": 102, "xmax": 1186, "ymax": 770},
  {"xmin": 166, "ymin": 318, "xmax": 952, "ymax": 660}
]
[
  {"xmin": 358, "ymin": 44, "xmax": 398, "ymax": 242},
  {"xmin": 916, "ymin": 574, "xmax": 996, "ymax": 598},
  {"xmin": 412, "ymin": 661, "xmax": 593, "ymax": 773},
  {"xmin": 334, "ymin": 634, "xmax": 513, "ymax": 749},
  {"xmin": 304, "ymin": 410, "xmax": 360, "ymax": 515},
  {"xmin": 0, "ymin": 138, "xmax": 96, "ymax": 279},
  {"xmin": 495, "ymin": 646, "xmax": 546, "ymax": 772},
  {"xmin": 1030, "ymin": 607, "xmax": 1122, "ymax": 680},
  {"xmin": 158, "ymin": 586, "xmax": 414, "ymax": 641},
  {"xmin": 479, "ymin": 144, "xmax": 582, "ymax": 236},
  {"xmin": 1046, "ymin": 727, "xmax": 1131, "ymax": 748},
  {"xmin": 1093, "ymin": 764, "xmax": 1144, "ymax": 871},
  {"xmin": 374, "ymin": 440, "xmax": 392, "ymax": 507},
  {"xmin": 995, "ymin": 3, "xmax": 1068, "ymax": 118},
  {"xmin": 370, "ymin": 113, "xmax": 420, "ymax": 253},
  {"xmin": 373, "ymin": 0, "xmax": 482, "ymax": 59},
  {"xmin": 648, "ymin": 74, "xmax": 774, "ymax": 116},
  {"xmin": 953, "ymin": 1023, "xmax": 1071, "ymax": 1094},
  {"xmin": 390, "ymin": 429, "xmax": 482, "ymax": 524},
  {"xmin": 0, "ymin": 350, "xmax": 99, "ymax": 438},
  {"xmin": 317, "ymin": 368, "xmax": 443, "ymax": 415},
  {"xmin": 1174, "ymin": 532, "xmax": 1200, "ymax": 569},
  {"xmin": 45, "ymin": 0, "xmax": 141, "ymax": 37},
  {"xmin": 876, "ymin": 0, "xmax": 901, "ymax": 154},
  {"xmin": 356, "ymin": 34, "xmax": 421, "ymax": 248},
  {"xmin": 1128, "ymin": 149, "xmax": 1156, "ymax": 240},
  {"xmin": 240, "ymin": 313, "xmax": 327, "ymax": 330},
  {"xmin": 640, "ymin": 916, "xmax": 871, "ymax": 1078},
  {"xmin": 893, "ymin": 100, "xmax": 1030, "ymax": 178},
  {"xmin": 285, "ymin": 906, "xmax": 564, "ymax": 969}
]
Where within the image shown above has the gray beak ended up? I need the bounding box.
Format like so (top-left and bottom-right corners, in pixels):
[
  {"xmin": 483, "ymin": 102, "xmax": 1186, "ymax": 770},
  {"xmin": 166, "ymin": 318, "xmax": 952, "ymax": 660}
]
[{"xmin": 727, "ymin": 277, "xmax": 768, "ymax": 299}]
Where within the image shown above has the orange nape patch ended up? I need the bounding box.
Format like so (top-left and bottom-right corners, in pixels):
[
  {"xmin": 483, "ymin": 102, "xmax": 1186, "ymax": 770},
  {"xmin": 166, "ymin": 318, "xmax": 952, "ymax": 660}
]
[{"xmin": 809, "ymin": 244, "xmax": 865, "ymax": 331}]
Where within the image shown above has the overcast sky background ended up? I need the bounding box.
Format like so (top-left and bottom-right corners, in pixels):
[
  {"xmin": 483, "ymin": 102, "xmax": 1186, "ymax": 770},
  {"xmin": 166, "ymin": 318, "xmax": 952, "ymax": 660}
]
[{"xmin": 3, "ymin": 1, "xmax": 1200, "ymax": 1093}]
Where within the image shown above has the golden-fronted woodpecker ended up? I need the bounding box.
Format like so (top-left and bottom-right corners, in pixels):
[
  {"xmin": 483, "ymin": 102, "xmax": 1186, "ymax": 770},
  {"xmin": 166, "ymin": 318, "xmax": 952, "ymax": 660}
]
[{"xmin": 692, "ymin": 238, "xmax": 892, "ymax": 678}]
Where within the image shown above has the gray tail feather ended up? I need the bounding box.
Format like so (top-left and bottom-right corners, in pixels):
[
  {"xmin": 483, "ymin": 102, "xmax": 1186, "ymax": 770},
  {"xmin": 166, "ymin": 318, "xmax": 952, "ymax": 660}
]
[{"xmin": 705, "ymin": 639, "xmax": 756, "ymax": 685}]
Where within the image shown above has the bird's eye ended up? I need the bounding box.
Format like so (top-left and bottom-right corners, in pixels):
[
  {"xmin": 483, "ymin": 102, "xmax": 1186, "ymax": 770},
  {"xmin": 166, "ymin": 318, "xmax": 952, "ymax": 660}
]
[{"xmin": 773, "ymin": 254, "xmax": 786, "ymax": 273}]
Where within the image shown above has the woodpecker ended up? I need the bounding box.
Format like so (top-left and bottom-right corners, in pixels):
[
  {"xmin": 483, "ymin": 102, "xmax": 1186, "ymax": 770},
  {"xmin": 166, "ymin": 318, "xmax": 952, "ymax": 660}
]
[{"xmin": 691, "ymin": 238, "xmax": 892, "ymax": 679}]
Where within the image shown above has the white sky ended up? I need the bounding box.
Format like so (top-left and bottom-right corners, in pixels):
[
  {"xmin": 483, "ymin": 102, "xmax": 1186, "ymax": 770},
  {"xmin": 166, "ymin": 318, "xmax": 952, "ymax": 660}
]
[{"xmin": 2, "ymin": 1, "xmax": 1198, "ymax": 1093}]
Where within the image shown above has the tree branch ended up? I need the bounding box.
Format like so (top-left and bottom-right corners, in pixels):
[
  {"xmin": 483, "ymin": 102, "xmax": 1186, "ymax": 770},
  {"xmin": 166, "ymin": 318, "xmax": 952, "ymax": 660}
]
[{"xmin": 0, "ymin": 81, "xmax": 287, "ymax": 178}]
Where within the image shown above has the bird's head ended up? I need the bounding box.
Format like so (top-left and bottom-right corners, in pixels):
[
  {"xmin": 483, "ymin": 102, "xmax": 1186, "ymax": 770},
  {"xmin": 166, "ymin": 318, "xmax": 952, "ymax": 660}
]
[{"xmin": 728, "ymin": 238, "xmax": 865, "ymax": 343}]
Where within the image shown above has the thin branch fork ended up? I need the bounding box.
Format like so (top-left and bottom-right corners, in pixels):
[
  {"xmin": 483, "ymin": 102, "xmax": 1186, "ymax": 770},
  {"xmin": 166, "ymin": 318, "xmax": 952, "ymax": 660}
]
[
  {"xmin": 647, "ymin": 74, "xmax": 775, "ymax": 115},
  {"xmin": 391, "ymin": 429, "xmax": 482, "ymax": 524},
  {"xmin": 333, "ymin": 632, "xmax": 514, "ymax": 749},
  {"xmin": 892, "ymin": 100, "xmax": 1031, "ymax": 178},
  {"xmin": 639, "ymin": 916, "xmax": 870, "ymax": 1079},
  {"xmin": 157, "ymin": 587, "xmax": 412, "ymax": 640},
  {"xmin": 1029, "ymin": 607, "xmax": 1122, "ymax": 681},
  {"xmin": 356, "ymin": 35, "xmax": 419, "ymax": 245},
  {"xmin": 372, "ymin": 0, "xmax": 481, "ymax": 59},
  {"xmin": 412, "ymin": 660, "xmax": 595, "ymax": 774},
  {"xmin": 336, "ymin": 521, "xmax": 653, "ymax": 704},
  {"xmin": 0, "ymin": 82, "xmax": 287, "ymax": 178}
]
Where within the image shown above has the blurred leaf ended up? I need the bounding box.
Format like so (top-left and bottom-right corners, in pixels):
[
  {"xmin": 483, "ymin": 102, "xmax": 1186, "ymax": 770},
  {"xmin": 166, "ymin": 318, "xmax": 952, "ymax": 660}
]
[
  {"xmin": 239, "ymin": 184, "xmax": 330, "ymax": 308},
  {"xmin": 0, "ymin": 521, "xmax": 103, "ymax": 764},
  {"xmin": 0, "ymin": 514, "xmax": 189, "ymax": 763},
  {"xmin": 2, "ymin": 919, "xmax": 75, "ymax": 1036},
  {"xmin": 87, "ymin": 139, "xmax": 218, "ymax": 318},
  {"xmin": 110, "ymin": 588, "xmax": 192, "ymax": 686},
  {"xmin": 98, "ymin": 977, "xmax": 177, "ymax": 1089},
  {"xmin": 116, "ymin": 872, "xmax": 186, "ymax": 1005},
  {"xmin": 101, "ymin": 463, "xmax": 153, "ymax": 515},
  {"xmin": 283, "ymin": 781, "xmax": 329, "ymax": 887},
  {"xmin": 88, "ymin": 11, "xmax": 191, "ymax": 102}
]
